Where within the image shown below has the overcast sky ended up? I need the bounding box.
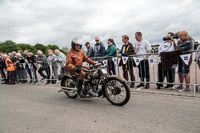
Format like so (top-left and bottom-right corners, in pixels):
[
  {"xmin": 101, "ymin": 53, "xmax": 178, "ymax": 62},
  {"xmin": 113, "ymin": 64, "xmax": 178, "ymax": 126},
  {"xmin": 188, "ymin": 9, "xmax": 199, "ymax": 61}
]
[{"xmin": 0, "ymin": 0, "xmax": 200, "ymax": 49}]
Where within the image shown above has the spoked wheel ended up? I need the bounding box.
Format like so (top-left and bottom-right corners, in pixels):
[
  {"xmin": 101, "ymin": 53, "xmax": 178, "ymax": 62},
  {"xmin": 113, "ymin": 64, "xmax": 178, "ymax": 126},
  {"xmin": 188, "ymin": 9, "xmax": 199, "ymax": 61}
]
[
  {"xmin": 104, "ymin": 79, "xmax": 130, "ymax": 106},
  {"xmin": 62, "ymin": 77, "xmax": 78, "ymax": 98}
]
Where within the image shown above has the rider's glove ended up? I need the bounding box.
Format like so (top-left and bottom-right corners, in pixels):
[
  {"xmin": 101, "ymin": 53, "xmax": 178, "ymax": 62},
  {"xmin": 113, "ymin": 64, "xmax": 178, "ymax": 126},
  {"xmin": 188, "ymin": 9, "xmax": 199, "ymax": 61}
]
[
  {"xmin": 90, "ymin": 66, "xmax": 94, "ymax": 69},
  {"xmin": 74, "ymin": 66, "xmax": 81, "ymax": 73}
]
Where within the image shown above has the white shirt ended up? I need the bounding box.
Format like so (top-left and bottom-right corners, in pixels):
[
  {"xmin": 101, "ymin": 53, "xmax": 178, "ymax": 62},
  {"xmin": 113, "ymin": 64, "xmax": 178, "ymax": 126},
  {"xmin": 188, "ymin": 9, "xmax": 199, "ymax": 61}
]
[
  {"xmin": 158, "ymin": 41, "xmax": 176, "ymax": 68},
  {"xmin": 158, "ymin": 42, "xmax": 175, "ymax": 53},
  {"xmin": 135, "ymin": 39, "xmax": 152, "ymax": 60}
]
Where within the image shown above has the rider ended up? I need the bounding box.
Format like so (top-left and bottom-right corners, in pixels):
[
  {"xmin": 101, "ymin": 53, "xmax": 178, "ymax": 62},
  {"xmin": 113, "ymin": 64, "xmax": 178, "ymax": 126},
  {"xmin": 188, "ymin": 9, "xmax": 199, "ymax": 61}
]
[{"xmin": 66, "ymin": 38, "xmax": 96, "ymax": 97}]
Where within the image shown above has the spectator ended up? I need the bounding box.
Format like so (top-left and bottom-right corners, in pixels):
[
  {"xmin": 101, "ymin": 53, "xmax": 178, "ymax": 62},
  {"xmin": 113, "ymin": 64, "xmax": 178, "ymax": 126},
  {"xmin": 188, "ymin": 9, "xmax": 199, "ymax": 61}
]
[
  {"xmin": 21, "ymin": 50, "xmax": 29, "ymax": 59},
  {"xmin": 26, "ymin": 52, "xmax": 38, "ymax": 83},
  {"xmin": 118, "ymin": 35, "xmax": 135, "ymax": 88},
  {"xmin": 54, "ymin": 49, "xmax": 66, "ymax": 75},
  {"xmin": 105, "ymin": 38, "xmax": 117, "ymax": 75},
  {"xmin": 15, "ymin": 53, "xmax": 28, "ymax": 83},
  {"xmin": 37, "ymin": 50, "xmax": 50, "ymax": 84},
  {"xmin": 11, "ymin": 51, "xmax": 18, "ymax": 81},
  {"xmin": 4, "ymin": 54, "xmax": 15, "ymax": 85},
  {"xmin": 196, "ymin": 45, "xmax": 200, "ymax": 69},
  {"xmin": 48, "ymin": 49, "xmax": 58, "ymax": 83},
  {"xmin": 22, "ymin": 50, "xmax": 29, "ymax": 77},
  {"xmin": 0, "ymin": 53, "xmax": 6, "ymax": 82},
  {"xmin": 85, "ymin": 42, "xmax": 94, "ymax": 58},
  {"xmin": 18, "ymin": 50, "xmax": 23, "ymax": 55},
  {"xmin": 173, "ymin": 31, "xmax": 193, "ymax": 92},
  {"xmin": 156, "ymin": 32, "xmax": 176, "ymax": 89},
  {"xmin": 135, "ymin": 31, "xmax": 152, "ymax": 89},
  {"xmin": 94, "ymin": 36, "xmax": 106, "ymax": 58}
]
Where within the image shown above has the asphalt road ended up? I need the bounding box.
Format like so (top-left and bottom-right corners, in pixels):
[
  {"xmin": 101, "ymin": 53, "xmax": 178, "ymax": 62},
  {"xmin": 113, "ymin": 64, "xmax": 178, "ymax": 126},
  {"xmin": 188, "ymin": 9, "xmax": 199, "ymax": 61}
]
[{"xmin": 0, "ymin": 83, "xmax": 200, "ymax": 133}]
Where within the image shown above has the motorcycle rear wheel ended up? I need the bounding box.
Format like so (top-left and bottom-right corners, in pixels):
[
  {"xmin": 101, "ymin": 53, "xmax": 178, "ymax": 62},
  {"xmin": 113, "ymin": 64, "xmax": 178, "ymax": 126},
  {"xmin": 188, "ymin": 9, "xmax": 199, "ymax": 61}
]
[
  {"xmin": 62, "ymin": 77, "xmax": 78, "ymax": 98},
  {"xmin": 104, "ymin": 78, "xmax": 130, "ymax": 106}
]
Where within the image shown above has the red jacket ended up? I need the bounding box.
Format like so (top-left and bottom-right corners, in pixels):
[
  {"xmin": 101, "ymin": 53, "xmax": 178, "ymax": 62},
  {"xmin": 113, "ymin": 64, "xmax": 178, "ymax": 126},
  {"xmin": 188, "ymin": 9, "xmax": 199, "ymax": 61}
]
[{"xmin": 66, "ymin": 48, "xmax": 95, "ymax": 72}]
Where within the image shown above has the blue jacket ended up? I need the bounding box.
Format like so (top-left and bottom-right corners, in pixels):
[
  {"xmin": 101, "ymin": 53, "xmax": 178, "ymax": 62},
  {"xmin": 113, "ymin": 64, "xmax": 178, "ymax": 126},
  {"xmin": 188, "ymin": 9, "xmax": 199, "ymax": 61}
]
[{"xmin": 94, "ymin": 42, "xmax": 106, "ymax": 57}]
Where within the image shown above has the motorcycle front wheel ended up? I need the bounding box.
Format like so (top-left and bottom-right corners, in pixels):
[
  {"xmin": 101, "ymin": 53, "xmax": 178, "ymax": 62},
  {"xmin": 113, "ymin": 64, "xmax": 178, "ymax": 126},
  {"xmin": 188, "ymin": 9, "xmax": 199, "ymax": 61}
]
[
  {"xmin": 62, "ymin": 77, "xmax": 78, "ymax": 99},
  {"xmin": 104, "ymin": 78, "xmax": 130, "ymax": 106}
]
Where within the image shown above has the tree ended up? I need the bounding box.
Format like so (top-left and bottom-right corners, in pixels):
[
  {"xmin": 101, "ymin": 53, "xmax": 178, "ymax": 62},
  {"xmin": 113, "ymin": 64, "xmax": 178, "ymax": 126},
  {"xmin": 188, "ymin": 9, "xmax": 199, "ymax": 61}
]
[
  {"xmin": 17, "ymin": 43, "xmax": 37, "ymax": 54},
  {"xmin": 0, "ymin": 40, "xmax": 19, "ymax": 53},
  {"xmin": 60, "ymin": 47, "xmax": 69, "ymax": 55},
  {"xmin": 34, "ymin": 43, "xmax": 48, "ymax": 56},
  {"xmin": 47, "ymin": 44, "xmax": 60, "ymax": 51}
]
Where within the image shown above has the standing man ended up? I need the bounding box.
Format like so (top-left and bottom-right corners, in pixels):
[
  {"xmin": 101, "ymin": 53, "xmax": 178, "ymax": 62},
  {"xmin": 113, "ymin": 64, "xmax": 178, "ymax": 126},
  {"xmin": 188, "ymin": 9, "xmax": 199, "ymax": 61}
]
[
  {"xmin": 54, "ymin": 49, "xmax": 66, "ymax": 75},
  {"xmin": 94, "ymin": 36, "xmax": 106, "ymax": 58},
  {"xmin": 4, "ymin": 54, "xmax": 15, "ymax": 85},
  {"xmin": 0, "ymin": 53, "xmax": 6, "ymax": 82},
  {"xmin": 156, "ymin": 32, "xmax": 176, "ymax": 89},
  {"xmin": 37, "ymin": 50, "xmax": 50, "ymax": 84},
  {"xmin": 85, "ymin": 42, "xmax": 94, "ymax": 58},
  {"xmin": 135, "ymin": 31, "xmax": 152, "ymax": 89},
  {"xmin": 48, "ymin": 49, "xmax": 58, "ymax": 83},
  {"xmin": 173, "ymin": 31, "xmax": 193, "ymax": 92},
  {"xmin": 118, "ymin": 35, "xmax": 135, "ymax": 88}
]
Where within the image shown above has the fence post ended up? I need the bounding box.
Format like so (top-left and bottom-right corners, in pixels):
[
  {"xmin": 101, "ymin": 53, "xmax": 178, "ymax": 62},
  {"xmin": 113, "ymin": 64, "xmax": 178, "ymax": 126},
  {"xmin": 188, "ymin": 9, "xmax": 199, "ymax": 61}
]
[{"xmin": 193, "ymin": 84, "xmax": 196, "ymax": 96}]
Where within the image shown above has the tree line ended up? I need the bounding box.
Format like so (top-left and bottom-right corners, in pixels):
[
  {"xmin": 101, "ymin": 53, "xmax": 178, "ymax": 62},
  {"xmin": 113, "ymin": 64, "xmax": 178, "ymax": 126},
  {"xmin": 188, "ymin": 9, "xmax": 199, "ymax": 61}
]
[{"xmin": 0, "ymin": 40, "xmax": 69, "ymax": 56}]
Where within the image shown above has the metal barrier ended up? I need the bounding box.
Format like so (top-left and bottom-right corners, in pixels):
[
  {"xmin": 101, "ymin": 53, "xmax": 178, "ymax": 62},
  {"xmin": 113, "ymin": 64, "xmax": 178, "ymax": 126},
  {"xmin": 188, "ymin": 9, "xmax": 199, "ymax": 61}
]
[
  {"xmin": 84, "ymin": 50, "xmax": 200, "ymax": 96},
  {"xmin": 0, "ymin": 61, "xmax": 67, "ymax": 84},
  {"xmin": 1, "ymin": 51, "xmax": 200, "ymax": 96}
]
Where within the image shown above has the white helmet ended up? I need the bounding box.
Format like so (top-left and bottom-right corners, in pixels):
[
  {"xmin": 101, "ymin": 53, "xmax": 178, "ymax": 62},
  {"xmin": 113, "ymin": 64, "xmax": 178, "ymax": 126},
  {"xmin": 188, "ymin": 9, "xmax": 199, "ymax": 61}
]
[{"xmin": 71, "ymin": 38, "xmax": 82, "ymax": 50}]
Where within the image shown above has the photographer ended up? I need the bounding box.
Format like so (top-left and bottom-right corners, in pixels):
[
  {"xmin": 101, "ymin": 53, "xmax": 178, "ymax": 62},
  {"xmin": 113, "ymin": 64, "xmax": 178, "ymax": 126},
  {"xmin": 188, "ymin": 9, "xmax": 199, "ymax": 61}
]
[
  {"xmin": 173, "ymin": 31, "xmax": 194, "ymax": 92},
  {"xmin": 156, "ymin": 32, "xmax": 176, "ymax": 89}
]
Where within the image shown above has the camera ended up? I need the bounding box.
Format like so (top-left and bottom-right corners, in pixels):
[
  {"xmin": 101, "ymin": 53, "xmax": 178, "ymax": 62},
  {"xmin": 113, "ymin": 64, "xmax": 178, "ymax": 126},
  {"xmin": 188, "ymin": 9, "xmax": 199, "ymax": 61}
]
[
  {"xmin": 173, "ymin": 33, "xmax": 179, "ymax": 39},
  {"xmin": 163, "ymin": 33, "xmax": 179, "ymax": 41},
  {"xmin": 163, "ymin": 37, "xmax": 171, "ymax": 41}
]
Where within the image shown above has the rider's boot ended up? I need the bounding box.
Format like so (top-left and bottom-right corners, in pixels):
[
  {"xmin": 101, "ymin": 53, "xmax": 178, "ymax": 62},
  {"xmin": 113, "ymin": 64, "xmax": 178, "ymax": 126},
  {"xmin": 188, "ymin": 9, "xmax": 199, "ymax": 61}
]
[{"xmin": 77, "ymin": 80, "xmax": 86, "ymax": 97}]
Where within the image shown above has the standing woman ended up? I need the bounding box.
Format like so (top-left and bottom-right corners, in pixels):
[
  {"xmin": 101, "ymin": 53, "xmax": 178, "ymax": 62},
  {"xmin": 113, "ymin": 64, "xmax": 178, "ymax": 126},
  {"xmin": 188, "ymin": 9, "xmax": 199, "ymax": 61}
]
[{"xmin": 105, "ymin": 38, "xmax": 117, "ymax": 75}]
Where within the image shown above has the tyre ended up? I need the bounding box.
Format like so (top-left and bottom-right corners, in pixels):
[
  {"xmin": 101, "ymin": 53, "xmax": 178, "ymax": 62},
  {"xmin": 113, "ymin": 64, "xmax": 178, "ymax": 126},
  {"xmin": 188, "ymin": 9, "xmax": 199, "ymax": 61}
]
[
  {"xmin": 62, "ymin": 77, "xmax": 78, "ymax": 98},
  {"xmin": 104, "ymin": 78, "xmax": 130, "ymax": 106}
]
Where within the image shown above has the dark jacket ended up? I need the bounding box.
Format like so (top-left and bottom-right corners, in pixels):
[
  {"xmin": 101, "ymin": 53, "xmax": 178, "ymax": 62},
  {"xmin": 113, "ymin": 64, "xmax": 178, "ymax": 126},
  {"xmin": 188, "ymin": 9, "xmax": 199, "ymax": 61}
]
[
  {"xmin": 0, "ymin": 57, "xmax": 6, "ymax": 70},
  {"xmin": 16, "ymin": 56, "xmax": 26, "ymax": 70},
  {"xmin": 119, "ymin": 42, "xmax": 136, "ymax": 67},
  {"xmin": 36, "ymin": 54, "xmax": 49, "ymax": 68},
  {"xmin": 94, "ymin": 42, "xmax": 106, "ymax": 57},
  {"xmin": 26, "ymin": 56, "xmax": 37, "ymax": 70},
  {"xmin": 10, "ymin": 56, "xmax": 18, "ymax": 63},
  {"xmin": 160, "ymin": 51, "xmax": 180, "ymax": 71},
  {"xmin": 177, "ymin": 39, "xmax": 194, "ymax": 65},
  {"xmin": 120, "ymin": 42, "xmax": 135, "ymax": 56},
  {"xmin": 177, "ymin": 39, "xmax": 193, "ymax": 53},
  {"xmin": 86, "ymin": 46, "xmax": 94, "ymax": 58}
]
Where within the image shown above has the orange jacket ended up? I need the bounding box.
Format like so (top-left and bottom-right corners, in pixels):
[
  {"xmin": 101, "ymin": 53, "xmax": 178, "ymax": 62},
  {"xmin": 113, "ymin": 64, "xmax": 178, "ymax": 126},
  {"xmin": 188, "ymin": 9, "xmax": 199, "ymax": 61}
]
[
  {"xmin": 5, "ymin": 58, "xmax": 15, "ymax": 71},
  {"xmin": 66, "ymin": 48, "xmax": 95, "ymax": 71}
]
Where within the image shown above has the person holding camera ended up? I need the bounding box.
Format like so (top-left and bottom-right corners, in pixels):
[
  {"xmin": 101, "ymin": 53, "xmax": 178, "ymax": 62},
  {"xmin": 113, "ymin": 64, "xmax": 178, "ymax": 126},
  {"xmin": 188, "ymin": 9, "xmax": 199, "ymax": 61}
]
[
  {"xmin": 173, "ymin": 31, "xmax": 194, "ymax": 92},
  {"xmin": 156, "ymin": 32, "xmax": 176, "ymax": 89}
]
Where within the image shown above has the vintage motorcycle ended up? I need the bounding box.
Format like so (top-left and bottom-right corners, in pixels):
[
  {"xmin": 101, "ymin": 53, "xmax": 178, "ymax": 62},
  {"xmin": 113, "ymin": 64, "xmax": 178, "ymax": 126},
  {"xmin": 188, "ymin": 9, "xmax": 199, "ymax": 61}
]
[{"xmin": 58, "ymin": 63, "xmax": 130, "ymax": 106}]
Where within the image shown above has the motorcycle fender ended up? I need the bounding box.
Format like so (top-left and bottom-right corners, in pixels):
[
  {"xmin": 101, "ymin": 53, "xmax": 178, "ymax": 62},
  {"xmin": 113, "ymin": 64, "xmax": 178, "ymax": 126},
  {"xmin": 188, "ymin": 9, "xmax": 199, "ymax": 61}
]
[
  {"xmin": 101, "ymin": 75, "xmax": 126, "ymax": 97},
  {"xmin": 60, "ymin": 75, "xmax": 73, "ymax": 86},
  {"xmin": 106, "ymin": 75, "xmax": 126, "ymax": 83}
]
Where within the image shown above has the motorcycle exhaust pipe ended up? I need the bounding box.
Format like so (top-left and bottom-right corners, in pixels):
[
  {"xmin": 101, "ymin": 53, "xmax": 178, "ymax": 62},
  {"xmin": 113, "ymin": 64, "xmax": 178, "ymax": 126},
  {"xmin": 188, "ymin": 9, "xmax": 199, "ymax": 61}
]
[
  {"xmin": 61, "ymin": 86, "xmax": 77, "ymax": 91},
  {"xmin": 58, "ymin": 87, "xmax": 77, "ymax": 93},
  {"xmin": 88, "ymin": 89, "xmax": 99, "ymax": 97}
]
